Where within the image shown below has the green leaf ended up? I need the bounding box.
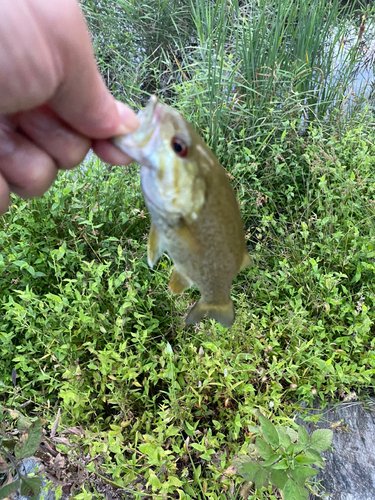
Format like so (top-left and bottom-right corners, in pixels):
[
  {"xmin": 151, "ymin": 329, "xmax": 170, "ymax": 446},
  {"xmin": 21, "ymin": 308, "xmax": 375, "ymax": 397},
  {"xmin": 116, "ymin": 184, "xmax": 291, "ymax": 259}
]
[
  {"xmin": 238, "ymin": 460, "xmax": 261, "ymax": 482},
  {"xmin": 0, "ymin": 479, "xmax": 20, "ymax": 500},
  {"xmin": 272, "ymin": 458, "xmax": 289, "ymax": 470},
  {"xmin": 191, "ymin": 443, "xmax": 206, "ymax": 452},
  {"xmin": 300, "ymin": 487, "xmax": 309, "ymax": 500},
  {"xmin": 55, "ymin": 485, "xmax": 63, "ymax": 500},
  {"xmin": 254, "ymin": 467, "xmax": 269, "ymax": 490},
  {"xmin": 305, "ymin": 448, "xmax": 325, "ymax": 468},
  {"xmin": 295, "ymin": 454, "xmax": 316, "ymax": 466},
  {"xmin": 168, "ymin": 476, "xmax": 182, "ymax": 487},
  {"xmin": 256, "ymin": 437, "xmax": 273, "ymax": 459},
  {"xmin": 246, "ymin": 443, "xmax": 259, "ymax": 458},
  {"xmin": 290, "ymin": 466, "xmax": 318, "ymax": 486},
  {"xmin": 20, "ymin": 476, "xmax": 43, "ymax": 500},
  {"xmin": 201, "ymin": 451, "xmax": 215, "ymax": 461},
  {"xmin": 184, "ymin": 484, "xmax": 197, "ymax": 498},
  {"xmin": 14, "ymin": 418, "xmax": 43, "ymax": 459},
  {"xmin": 277, "ymin": 428, "xmax": 292, "ymax": 448},
  {"xmin": 26, "ymin": 265, "xmax": 35, "ymax": 276},
  {"xmin": 201, "ymin": 342, "xmax": 218, "ymax": 353},
  {"xmin": 283, "ymin": 479, "xmax": 304, "ymax": 500},
  {"xmin": 310, "ymin": 429, "xmax": 333, "ymax": 451},
  {"xmin": 247, "ymin": 424, "xmax": 260, "ymax": 434},
  {"xmin": 269, "ymin": 469, "xmax": 288, "ymax": 490},
  {"xmin": 286, "ymin": 443, "xmax": 295, "ymax": 454},
  {"xmin": 165, "ymin": 426, "xmax": 180, "ymax": 438},
  {"xmin": 193, "ymin": 464, "xmax": 201, "ymax": 481},
  {"xmin": 298, "ymin": 426, "xmax": 310, "ymax": 446},
  {"xmin": 149, "ymin": 471, "xmax": 161, "ymax": 490},
  {"xmin": 184, "ymin": 421, "xmax": 196, "ymax": 436},
  {"xmin": 17, "ymin": 415, "xmax": 32, "ymax": 431},
  {"xmin": 257, "ymin": 412, "xmax": 280, "ymax": 447},
  {"xmin": 12, "ymin": 260, "xmax": 27, "ymax": 268},
  {"xmin": 283, "ymin": 427, "xmax": 298, "ymax": 443},
  {"xmin": 262, "ymin": 453, "xmax": 280, "ymax": 467},
  {"xmin": 291, "ymin": 443, "xmax": 306, "ymax": 454},
  {"xmin": 139, "ymin": 443, "xmax": 153, "ymax": 456}
]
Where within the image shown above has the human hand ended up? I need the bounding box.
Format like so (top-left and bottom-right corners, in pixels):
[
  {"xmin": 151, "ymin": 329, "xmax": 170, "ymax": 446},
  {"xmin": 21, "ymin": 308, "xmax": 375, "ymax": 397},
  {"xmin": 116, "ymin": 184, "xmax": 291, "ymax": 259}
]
[{"xmin": 0, "ymin": 0, "xmax": 139, "ymax": 215}]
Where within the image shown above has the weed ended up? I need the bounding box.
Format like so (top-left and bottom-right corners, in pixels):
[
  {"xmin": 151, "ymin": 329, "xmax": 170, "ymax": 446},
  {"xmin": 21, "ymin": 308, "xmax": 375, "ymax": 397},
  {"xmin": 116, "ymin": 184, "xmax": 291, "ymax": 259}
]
[
  {"xmin": 0, "ymin": 404, "xmax": 43, "ymax": 500},
  {"xmin": 234, "ymin": 412, "xmax": 332, "ymax": 499}
]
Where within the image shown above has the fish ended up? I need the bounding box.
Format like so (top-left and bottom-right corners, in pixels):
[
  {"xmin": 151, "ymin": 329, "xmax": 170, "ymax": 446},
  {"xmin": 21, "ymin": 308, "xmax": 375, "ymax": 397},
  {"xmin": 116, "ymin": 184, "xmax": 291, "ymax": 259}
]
[{"xmin": 112, "ymin": 96, "xmax": 251, "ymax": 327}]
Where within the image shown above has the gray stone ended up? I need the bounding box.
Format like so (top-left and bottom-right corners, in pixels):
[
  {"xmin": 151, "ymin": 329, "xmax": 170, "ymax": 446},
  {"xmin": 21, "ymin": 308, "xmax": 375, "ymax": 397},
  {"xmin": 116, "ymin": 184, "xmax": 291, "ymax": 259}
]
[
  {"xmin": 15, "ymin": 458, "xmax": 56, "ymax": 500},
  {"xmin": 297, "ymin": 399, "xmax": 375, "ymax": 500}
]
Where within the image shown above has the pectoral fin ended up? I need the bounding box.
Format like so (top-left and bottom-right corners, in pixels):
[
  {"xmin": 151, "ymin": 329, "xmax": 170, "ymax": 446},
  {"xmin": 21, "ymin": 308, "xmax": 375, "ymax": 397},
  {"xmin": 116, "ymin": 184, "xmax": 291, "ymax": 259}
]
[
  {"xmin": 177, "ymin": 224, "xmax": 200, "ymax": 254},
  {"xmin": 147, "ymin": 223, "xmax": 164, "ymax": 268},
  {"xmin": 169, "ymin": 267, "xmax": 191, "ymax": 295},
  {"xmin": 240, "ymin": 252, "xmax": 252, "ymax": 271},
  {"xmin": 185, "ymin": 299, "xmax": 235, "ymax": 328}
]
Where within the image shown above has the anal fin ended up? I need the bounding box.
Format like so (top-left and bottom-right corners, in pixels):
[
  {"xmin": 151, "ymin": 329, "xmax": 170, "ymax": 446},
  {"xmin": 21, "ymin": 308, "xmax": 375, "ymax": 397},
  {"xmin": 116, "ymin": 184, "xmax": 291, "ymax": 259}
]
[
  {"xmin": 169, "ymin": 267, "xmax": 191, "ymax": 295},
  {"xmin": 185, "ymin": 299, "xmax": 235, "ymax": 328}
]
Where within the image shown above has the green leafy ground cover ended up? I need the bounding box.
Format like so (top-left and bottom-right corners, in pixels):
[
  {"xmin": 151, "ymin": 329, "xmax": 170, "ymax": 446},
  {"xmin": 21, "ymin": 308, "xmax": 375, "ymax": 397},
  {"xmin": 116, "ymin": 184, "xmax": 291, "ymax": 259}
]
[
  {"xmin": 1, "ymin": 117, "xmax": 374, "ymax": 498},
  {"xmin": 1, "ymin": 0, "xmax": 375, "ymax": 498}
]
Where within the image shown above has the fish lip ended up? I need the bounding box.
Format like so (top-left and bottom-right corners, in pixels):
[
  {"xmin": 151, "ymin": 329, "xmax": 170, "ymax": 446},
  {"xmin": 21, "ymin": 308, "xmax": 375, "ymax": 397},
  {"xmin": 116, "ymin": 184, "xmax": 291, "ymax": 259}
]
[
  {"xmin": 111, "ymin": 96, "xmax": 164, "ymax": 171},
  {"xmin": 119, "ymin": 97, "xmax": 163, "ymax": 142},
  {"xmin": 112, "ymin": 96, "xmax": 161, "ymax": 147},
  {"xmin": 134, "ymin": 95, "xmax": 164, "ymax": 132},
  {"xmin": 137, "ymin": 95, "xmax": 159, "ymax": 128}
]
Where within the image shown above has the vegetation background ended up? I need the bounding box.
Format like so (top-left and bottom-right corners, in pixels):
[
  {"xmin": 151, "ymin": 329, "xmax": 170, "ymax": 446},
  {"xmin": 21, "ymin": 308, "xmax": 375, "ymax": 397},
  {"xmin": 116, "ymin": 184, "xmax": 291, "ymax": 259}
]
[{"xmin": 1, "ymin": 0, "xmax": 375, "ymax": 499}]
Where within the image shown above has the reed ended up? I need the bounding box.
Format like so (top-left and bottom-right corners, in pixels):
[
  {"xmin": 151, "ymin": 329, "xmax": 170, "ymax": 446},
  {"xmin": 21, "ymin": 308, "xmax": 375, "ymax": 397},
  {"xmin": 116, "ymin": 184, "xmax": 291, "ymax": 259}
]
[
  {"xmin": 175, "ymin": 0, "xmax": 366, "ymax": 150},
  {"xmin": 82, "ymin": 0, "xmax": 371, "ymax": 149}
]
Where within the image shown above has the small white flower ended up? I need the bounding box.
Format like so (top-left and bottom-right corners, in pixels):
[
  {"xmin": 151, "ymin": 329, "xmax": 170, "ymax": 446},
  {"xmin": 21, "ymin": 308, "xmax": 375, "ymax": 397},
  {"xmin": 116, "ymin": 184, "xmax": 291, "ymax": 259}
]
[
  {"xmin": 269, "ymin": 401, "xmax": 274, "ymax": 408},
  {"xmin": 198, "ymin": 381, "xmax": 202, "ymax": 388},
  {"xmin": 224, "ymin": 368, "xmax": 228, "ymax": 378}
]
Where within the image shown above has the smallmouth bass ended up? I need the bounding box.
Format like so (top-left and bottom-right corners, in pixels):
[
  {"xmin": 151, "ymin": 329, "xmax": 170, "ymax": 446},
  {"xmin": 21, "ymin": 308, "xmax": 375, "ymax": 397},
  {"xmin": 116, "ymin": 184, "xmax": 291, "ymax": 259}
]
[{"xmin": 113, "ymin": 96, "xmax": 250, "ymax": 327}]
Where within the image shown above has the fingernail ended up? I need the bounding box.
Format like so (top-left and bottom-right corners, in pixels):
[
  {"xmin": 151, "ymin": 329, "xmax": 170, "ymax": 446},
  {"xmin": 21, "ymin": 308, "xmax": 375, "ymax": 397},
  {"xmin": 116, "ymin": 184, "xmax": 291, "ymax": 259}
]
[{"xmin": 115, "ymin": 101, "xmax": 139, "ymax": 135}]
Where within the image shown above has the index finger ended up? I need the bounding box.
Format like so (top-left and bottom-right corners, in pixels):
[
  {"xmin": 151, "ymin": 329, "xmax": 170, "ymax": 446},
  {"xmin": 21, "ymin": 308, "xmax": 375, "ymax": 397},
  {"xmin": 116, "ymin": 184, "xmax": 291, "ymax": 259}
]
[{"xmin": 32, "ymin": 0, "xmax": 138, "ymax": 138}]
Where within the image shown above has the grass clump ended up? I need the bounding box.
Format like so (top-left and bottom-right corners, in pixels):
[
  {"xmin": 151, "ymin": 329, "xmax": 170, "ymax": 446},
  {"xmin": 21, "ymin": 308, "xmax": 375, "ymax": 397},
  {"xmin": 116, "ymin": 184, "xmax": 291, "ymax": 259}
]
[{"xmin": 83, "ymin": 0, "xmax": 372, "ymax": 148}]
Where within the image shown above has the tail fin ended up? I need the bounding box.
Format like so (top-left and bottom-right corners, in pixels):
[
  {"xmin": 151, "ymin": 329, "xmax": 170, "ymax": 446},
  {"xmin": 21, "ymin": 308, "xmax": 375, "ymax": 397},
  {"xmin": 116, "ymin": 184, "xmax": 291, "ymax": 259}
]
[{"xmin": 185, "ymin": 299, "xmax": 235, "ymax": 327}]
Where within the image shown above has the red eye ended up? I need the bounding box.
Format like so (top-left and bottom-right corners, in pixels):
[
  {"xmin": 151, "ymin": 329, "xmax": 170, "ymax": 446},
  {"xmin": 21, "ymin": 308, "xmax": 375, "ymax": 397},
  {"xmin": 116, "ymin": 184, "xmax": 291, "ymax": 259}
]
[{"xmin": 171, "ymin": 137, "xmax": 188, "ymax": 158}]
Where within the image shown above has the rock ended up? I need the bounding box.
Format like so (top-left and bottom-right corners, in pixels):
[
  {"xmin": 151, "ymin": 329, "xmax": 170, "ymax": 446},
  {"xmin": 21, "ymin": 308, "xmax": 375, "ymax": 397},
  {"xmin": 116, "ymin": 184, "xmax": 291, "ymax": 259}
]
[
  {"xmin": 297, "ymin": 398, "xmax": 375, "ymax": 500},
  {"xmin": 16, "ymin": 458, "xmax": 56, "ymax": 500}
]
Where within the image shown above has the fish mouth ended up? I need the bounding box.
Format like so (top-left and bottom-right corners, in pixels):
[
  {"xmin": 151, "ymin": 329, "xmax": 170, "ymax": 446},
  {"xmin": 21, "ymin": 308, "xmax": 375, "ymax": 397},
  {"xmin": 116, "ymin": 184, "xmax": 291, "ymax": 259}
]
[
  {"xmin": 139, "ymin": 96, "xmax": 164, "ymax": 134},
  {"xmin": 130, "ymin": 95, "xmax": 163, "ymax": 138},
  {"xmin": 137, "ymin": 95, "xmax": 159, "ymax": 129},
  {"xmin": 112, "ymin": 95, "xmax": 162, "ymax": 153}
]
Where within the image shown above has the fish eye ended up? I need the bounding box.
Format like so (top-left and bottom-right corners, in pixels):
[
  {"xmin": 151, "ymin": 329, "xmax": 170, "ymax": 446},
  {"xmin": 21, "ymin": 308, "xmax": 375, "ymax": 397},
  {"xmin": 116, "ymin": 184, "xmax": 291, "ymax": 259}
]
[{"xmin": 171, "ymin": 137, "xmax": 188, "ymax": 158}]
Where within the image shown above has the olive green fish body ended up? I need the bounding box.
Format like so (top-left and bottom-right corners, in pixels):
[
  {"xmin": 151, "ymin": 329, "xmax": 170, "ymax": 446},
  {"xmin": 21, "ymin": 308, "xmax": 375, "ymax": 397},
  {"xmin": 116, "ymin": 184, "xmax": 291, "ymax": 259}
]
[{"xmin": 113, "ymin": 96, "xmax": 250, "ymax": 326}]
